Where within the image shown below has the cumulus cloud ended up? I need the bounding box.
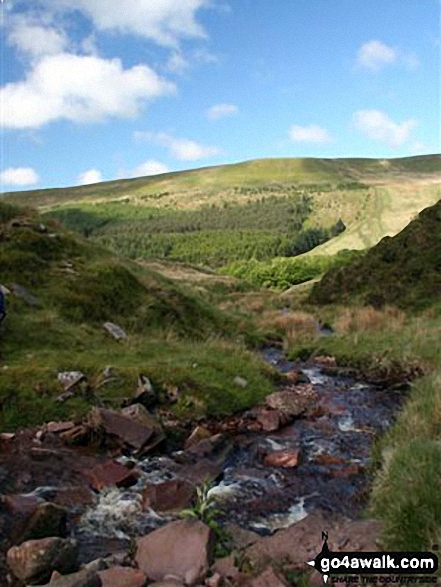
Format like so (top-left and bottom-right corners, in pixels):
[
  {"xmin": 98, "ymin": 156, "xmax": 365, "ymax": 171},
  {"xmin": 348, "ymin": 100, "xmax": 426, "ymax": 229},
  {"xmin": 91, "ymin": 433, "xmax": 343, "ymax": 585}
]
[
  {"xmin": 357, "ymin": 40, "xmax": 397, "ymax": 71},
  {"xmin": 1, "ymin": 53, "xmax": 176, "ymax": 129},
  {"xmin": 132, "ymin": 159, "xmax": 170, "ymax": 177},
  {"xmin": 77, "ymin": 169, "xmax": 103, "ymax": 185},
  {"xmin": 134, "ymin": 131, "xmax": 221, "ymax": 160},
  {"xmin": 34, "ymin": 0, "xmax": 209, "ymax": 47},
  {"xmin": 205, "ymin": 103, "xmax": 238, "ymax": 120},
  {"xmin": 353, "ymin": 110, "xmax": 417, "ymax": 147},
  {"xmin": 289, "ymin": 125, "xmax": 332, "ymax": 144},
  {"xmin": 7, "ymin": 16, "xmax": 69, "ymax": 59},
  {"xmin": 1, "ymin": 167, "xmax": 39, "ymax": 187}
]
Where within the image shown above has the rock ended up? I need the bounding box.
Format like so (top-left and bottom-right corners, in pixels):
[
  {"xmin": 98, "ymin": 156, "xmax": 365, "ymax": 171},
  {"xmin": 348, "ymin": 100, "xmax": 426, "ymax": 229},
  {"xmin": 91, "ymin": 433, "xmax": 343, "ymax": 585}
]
[
  {"xmin": 0, "ymin": 284, "xmax": 11, "ymax": 295},
  {"xmin": 245, "ymin": 514, "xmax": 382, "ymax": 570},
  {"xmin": 134, "ymin": 374, "xmax": 156, "ymax": 407},
  {"xmin": 58, "ymin": 372, "xmax": 86, "ymax": 391},
  {"xmin": 83, "ymin": 460, "xmax": 139, "ymax": 492},
  {"xmin": 150, "ymin": 579, "xmax": 184, "ymax": 587},
  {"xmin": 265, "ymin": 386, "xmax": 315, "ymax": 417},
  {"xmin": 120, "ymin": 404, "xmax": 165, "ymax": 452},
  {"xmin": 6, "ymin": 537, "xmax": 78, "ymax": 584},
  {"xmin": 176, "ymin": 435, "xmax": 234, "ymax": 486},
  {"xmin": 211, "ymin": 555, "xmax": 240, "ymax": 582},
  {"xmin": 263, "ymin": 449, "xmax": 300, "ymax": 468},
  {"xmin": 205, "ymin": 572, "xmax": 222, "ymax": 587},
  {"xmin": 46, "ymin": 421, "xmax": 76, "ymax": 434},
  {"xmin": 59, "ymin": 425, "xmax": 90, "ymax": 444},
  {"xmin": 135, "ymin": 520, "xmax": 214, "ymax": 586},
  {"xmin": 234, "ymin": 376, "xmax": 248, "ymax": 388},
  {"xmin": 184, "ymin": 426, "xmax": 212, "ymax": 450},
  {"xmin": 38, "ymin": 569, "xmax": 102, "ymax": 587},
  {"xmin": 11, "ymin": 283, "xmax": 40, "ymax": 306},
  {"xmin": 98, "ymin": 566, "xmax": 146, "ymax": 587},
  {"xmin": 142, "ymin": 479, "xmax": 196, "ymax": 513},
  {"xmin": 88, "ymin": 408, "xmax": 155, "ymax": 451},
  {"xmin": 103, "ymin": 322, "xmax": 127, "ymax": 340},
  {"xmin": 2, "ymin": 496, "xmax": 67, "ymax": 544},
  {"xmin": 255, "ymin": 410, "xmax": 280, "ymax": 432},
  {"xmin": 247, "ymin": 567, "xmax": 289, "ymax": 587}
]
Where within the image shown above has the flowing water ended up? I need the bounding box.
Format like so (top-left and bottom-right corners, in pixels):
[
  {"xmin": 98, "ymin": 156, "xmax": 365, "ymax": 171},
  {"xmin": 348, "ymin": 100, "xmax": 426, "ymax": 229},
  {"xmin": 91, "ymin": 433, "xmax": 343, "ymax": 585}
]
[{"xmin": 73, "ymin": 347, "xmax": 405, "ymax": 557}]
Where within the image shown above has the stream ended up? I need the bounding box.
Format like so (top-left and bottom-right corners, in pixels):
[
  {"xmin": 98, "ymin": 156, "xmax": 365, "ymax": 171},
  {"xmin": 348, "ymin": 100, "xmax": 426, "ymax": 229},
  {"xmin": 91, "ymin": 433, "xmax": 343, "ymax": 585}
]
[{"xmin": 74, "ymin": 348, "xmax": 405, "ymax": 560}]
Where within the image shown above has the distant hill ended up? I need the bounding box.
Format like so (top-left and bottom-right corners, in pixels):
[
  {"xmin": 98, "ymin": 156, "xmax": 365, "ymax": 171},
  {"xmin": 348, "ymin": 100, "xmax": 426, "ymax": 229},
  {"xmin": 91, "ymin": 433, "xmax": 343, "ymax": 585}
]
[
  {"xmin": 2, "ymin": 155, "xmax": 440, "ymax": 266},
  {"xmin": 309, "ymin": 199, "xmax": 441, "ymax": 309}
]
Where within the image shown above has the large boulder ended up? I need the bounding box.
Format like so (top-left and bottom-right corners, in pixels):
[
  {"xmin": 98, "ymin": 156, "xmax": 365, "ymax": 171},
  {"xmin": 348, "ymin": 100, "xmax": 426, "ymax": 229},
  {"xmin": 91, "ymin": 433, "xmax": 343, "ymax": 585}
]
[
  {"xmin": 264, "ymin": 385, "xmax": 315, "ymax": 418},
  {"xmin": 135, "ymin": 520, "xmax": 214, "ymax": 586},
  {"xmin": 244, "ymin": 514, "xmax": 382, "ymax": 570},
  {"xmin": 82, "ymin": 460, "xmax": 139, "ymax": 492},
  {"xmin": 6, "ymin": 537, "xmax": 78, "ymax": 584}
]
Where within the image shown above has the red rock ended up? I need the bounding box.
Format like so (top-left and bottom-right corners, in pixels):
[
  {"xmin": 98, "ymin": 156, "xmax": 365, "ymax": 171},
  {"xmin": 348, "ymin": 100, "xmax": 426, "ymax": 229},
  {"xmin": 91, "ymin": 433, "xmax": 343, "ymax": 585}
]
[
  {"xmin": 245, "ymin": 514, "xmax": 382, "ymax": 570},
  {"xmin": 88, "ymin": 408, "xmax": 154, "ymax": 450},
  {"xmin": 6, "ymin": 537, "xmax": 78, "ymax": 584},
  {"xmin": 142, "ymin": 479, "xmax": 196, "ymax": 513},
  {"xmin": 52, "ymin": 486, "xmax": 95, "ymax": 508},
  {"xmin": 83, "ymin": 460, "xmax": 139, "ymax": 491},
  {"xmin": 247, "ymin": 567, "xmax": 289, "ymax": 587},
  {"xmin": 184, "ymin": 425, "xmax": 212, "ymax": 449},
  {"xmin": 211, "ymin": 555, "xmax": 240, "ymax": 581},
  {"xmin": 99, "ymin": 565, "xmax": 147, "ymax": 587},
  {"xmin": 135, "ymin": 519, "xmax": 214, "ymax": 586},
  {"xmin": 205, "ymin": 572, "xmax": 222, "ymax": 587},
  {"xmin": 265, "ymin": 387, "xmax": 315, "ymax": 417},
  {"xmin": 256, "ymin": 410, "xmax": 280, "ymax": 432},
  {"xmin": 263, "ymin": 450, "xmax": 300, "ymax": 468}
]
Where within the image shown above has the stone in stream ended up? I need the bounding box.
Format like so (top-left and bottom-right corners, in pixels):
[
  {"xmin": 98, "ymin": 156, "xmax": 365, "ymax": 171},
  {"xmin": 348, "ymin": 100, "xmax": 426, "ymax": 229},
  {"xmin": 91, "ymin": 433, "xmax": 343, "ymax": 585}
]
[
  {"xmin": 36, "ymin": 569, "xmax": 102, "ymax": 587},
  {"xmin": 82, "ymin": 460, "xmax": 139, "ymax": 492},
  {"xmin": 2, "ymin": 496, "xmax": 68, "ymax": 544},
  {"xmin": 142, "ymin": 479, "xmax": 196, "ymax": 513},
  {"xmin": 244, "ymin": 513, "xmax": 382, "ymax": 570},
  {"xmin": 247, "ymin": 567, "xmax": 290, "ymax": 587},
  {"xmin": 255, "ymin": 409, "xmax": 281, "ymax": 432},
  {"xmin": 264, "ymin": 385, "xmax": 315, "ymax": 417},
  {"xmin": 120, "ymin": 403, "xmax": 165, "ymax": 453},
  {"xmin": 263, "ymin": 449, "xmax": 300, "ymax": 468},
  {"xmin": 135, "ymin": 519, "xmax": 214, "ymax": 586},
  {"xmin": 184, "ymin": 425, "xmax": 212, "ymax": 449},
  {"xmin": 103, "ymin": 322, "xmax": 127, "ymax": 340},
  {"xmin": 6, "ymin": 537, "xmax": 78, "ymax": 584},
  {"xmin": 98, "ymin": 566, "xmax": 147, "ymax": 587}
]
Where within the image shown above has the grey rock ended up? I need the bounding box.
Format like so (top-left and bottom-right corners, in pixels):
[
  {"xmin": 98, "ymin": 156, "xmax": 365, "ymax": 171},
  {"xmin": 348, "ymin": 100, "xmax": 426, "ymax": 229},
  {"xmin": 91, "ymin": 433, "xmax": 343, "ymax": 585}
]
[
  {"xmin": 11, "ymin": 283, "xmax": 40, "ymax": 306},
  {"xmin": 103, "ymin": 322, "xmax": 127, "ymax": 340},
  {"xmin": 233, "ymin": 376, "xmax": 248, "ymax": 388}
]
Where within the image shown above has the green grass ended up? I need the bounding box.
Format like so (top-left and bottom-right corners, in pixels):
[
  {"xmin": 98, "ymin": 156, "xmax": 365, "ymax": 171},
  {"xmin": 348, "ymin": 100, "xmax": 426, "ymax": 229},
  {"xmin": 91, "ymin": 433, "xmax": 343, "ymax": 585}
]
[
  {"xmin": 310, "ymin": 199, "xmax": 441, "ymax": 309},
  {"xmin": 0, "ymin": 201, "xmax": 275, "ymax": 430}
]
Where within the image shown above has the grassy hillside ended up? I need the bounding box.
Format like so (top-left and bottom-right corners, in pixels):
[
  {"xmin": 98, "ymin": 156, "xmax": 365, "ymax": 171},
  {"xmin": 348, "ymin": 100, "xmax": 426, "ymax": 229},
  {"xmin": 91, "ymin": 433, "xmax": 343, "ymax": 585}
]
[
  {"xmin": 309, "ymin": 199, "xmax": 441, "ymax": 310},
  {"xmin": 3, "ymin": 155, "xmax": 440, "ymax": 283},
  {"xmin": 0, "ymin": 201, "xmax": 275, "ymax": 430}
]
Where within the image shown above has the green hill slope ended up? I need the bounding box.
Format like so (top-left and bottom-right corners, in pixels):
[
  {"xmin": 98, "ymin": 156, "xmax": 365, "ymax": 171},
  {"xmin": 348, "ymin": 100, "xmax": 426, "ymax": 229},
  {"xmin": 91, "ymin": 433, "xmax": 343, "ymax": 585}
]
[
  {"xmin": 309, "ymin": 199, "xmax": 441, "ymax": 309},
  {"xmin": 0, "ymin": 202, "xmax": 274, "ymax": 430},
  {"xmin": 3, "ymin": 155, "xmax": 440, "ymax": 269}
]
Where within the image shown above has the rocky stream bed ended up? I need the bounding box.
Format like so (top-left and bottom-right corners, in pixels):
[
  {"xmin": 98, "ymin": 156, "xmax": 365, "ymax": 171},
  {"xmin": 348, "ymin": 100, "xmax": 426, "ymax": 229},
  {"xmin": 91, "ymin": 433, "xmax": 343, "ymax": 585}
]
[{"xmin": 0, "ymin": 349, "xmax": 407, "ymax": 586}]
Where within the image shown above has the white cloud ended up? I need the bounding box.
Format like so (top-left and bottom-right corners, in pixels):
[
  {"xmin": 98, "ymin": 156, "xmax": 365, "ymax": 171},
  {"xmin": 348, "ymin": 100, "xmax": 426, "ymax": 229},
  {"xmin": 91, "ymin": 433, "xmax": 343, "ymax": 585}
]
[
  {"xmin": 166, "ymin": 51, "xmax": 190, "ymax": 73},
  {"xmin": 1, "ymin": 53, "xmax": 176, "ymax": 129},
  {"xmin": 205, "ymin": 103, "xmax": 238, "ymax": 120},
  {"xmin": 132, "ymin": 160, "xmax": 170, "ymax": 177},
  {"xmin": 37, "ymin": 0, "xmax": 209, "ymax": 47},
  {"xmin": 357, "ymin": 40, "xmax": 397, "ymax": 71},
  {"xmin": 134, "ymin": 131, "xmax": 221, "ymax": 160},
  {"xmin": 353, "ymin": 110, "xmax": 417, "ymax": 148},
  {"xmin": 7, "ymin": 16, "xmax": 68, "ymax": 59},
  {"xmin": 289, "ymin": 125, "xmax": 332, "ymax": 144},
  {"xmin": 1, "ymin": 167, "xmax": 39, "ymax": 187},
  {"xmin": 77, "ymin": 169, "xmax": 103, "ymax": 185}
]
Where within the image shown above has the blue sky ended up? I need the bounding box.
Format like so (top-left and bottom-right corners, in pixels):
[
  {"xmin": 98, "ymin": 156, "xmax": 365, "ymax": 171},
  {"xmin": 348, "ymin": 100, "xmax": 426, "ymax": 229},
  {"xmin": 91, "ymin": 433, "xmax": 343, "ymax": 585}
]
[{"xmin": 1, "ymin": 0, "xmax": 439, "ymax": 191}]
